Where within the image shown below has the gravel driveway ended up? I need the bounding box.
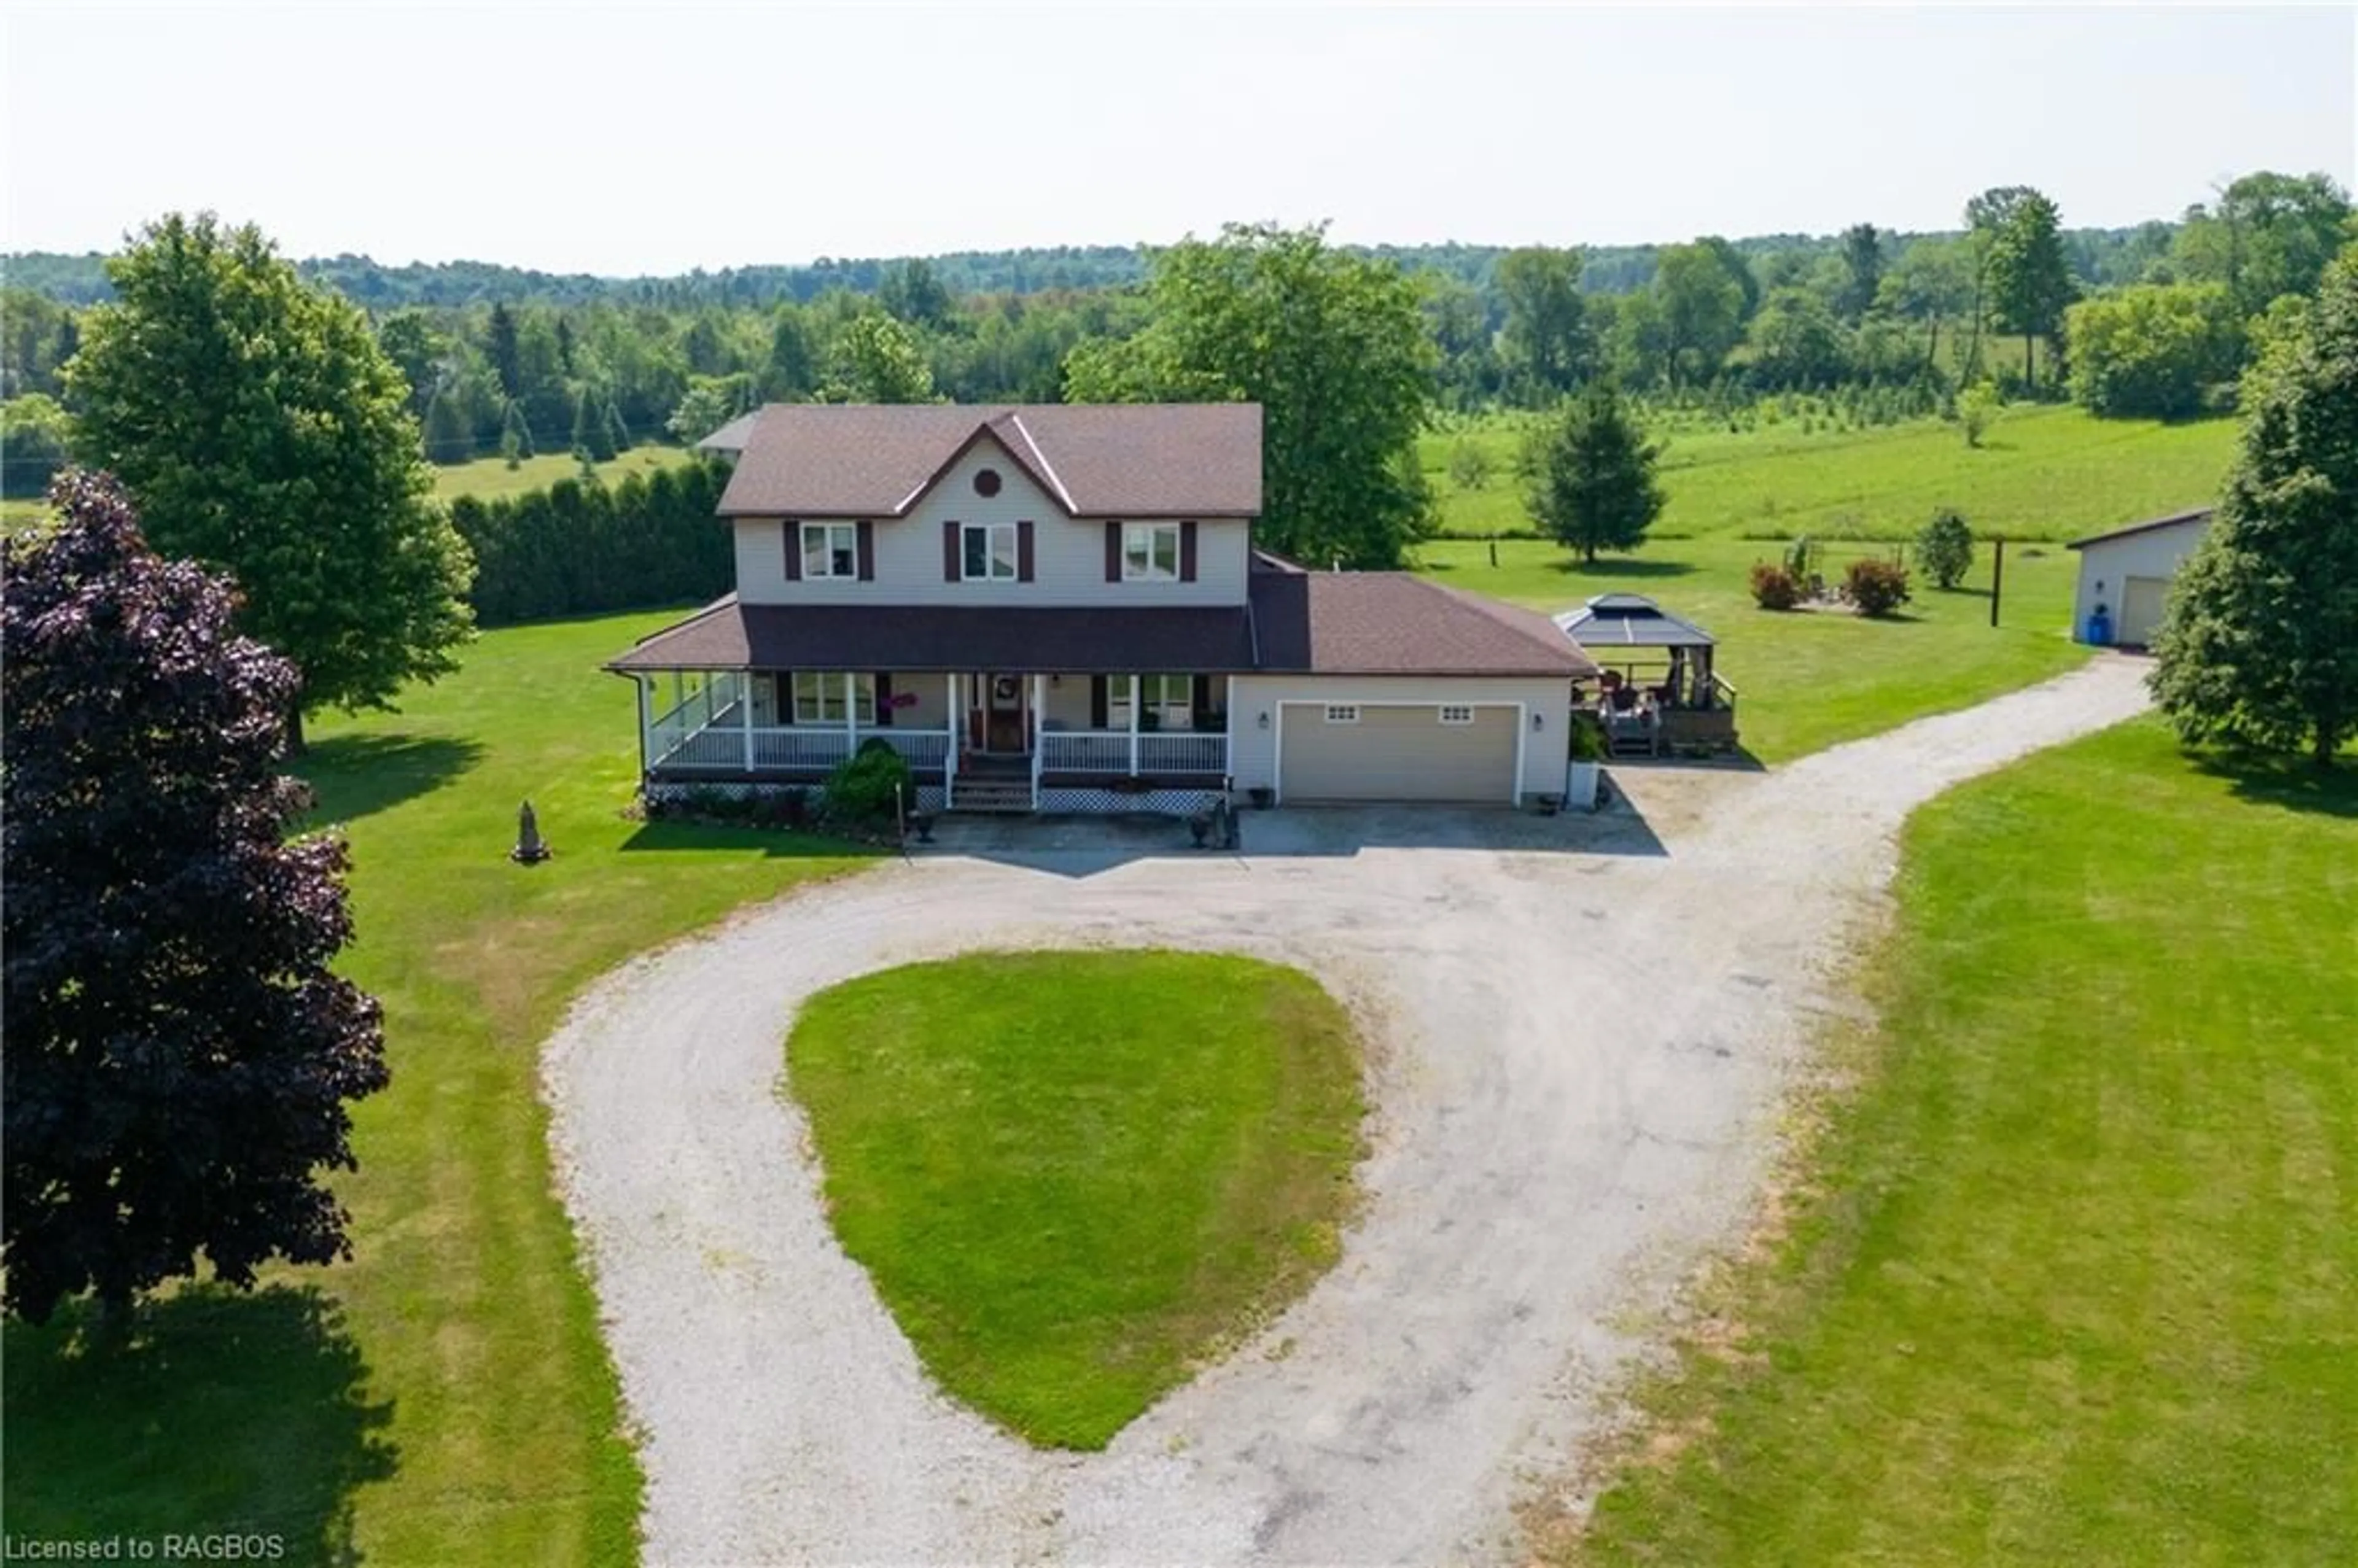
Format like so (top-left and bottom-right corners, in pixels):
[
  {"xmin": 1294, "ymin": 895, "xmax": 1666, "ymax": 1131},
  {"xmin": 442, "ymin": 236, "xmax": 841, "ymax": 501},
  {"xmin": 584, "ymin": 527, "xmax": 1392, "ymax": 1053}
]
[{"xmin": 542, "ymin": 656, "xmax": 2152, "ymax": 1566}]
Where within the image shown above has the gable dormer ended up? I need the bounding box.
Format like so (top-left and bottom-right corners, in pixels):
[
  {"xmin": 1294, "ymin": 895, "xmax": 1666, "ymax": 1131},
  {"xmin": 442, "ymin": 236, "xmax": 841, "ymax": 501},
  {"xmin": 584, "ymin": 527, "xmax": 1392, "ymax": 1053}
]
[{"xmin": 719, "ymin": 404, "xmax": 1260, "ymax": 609}]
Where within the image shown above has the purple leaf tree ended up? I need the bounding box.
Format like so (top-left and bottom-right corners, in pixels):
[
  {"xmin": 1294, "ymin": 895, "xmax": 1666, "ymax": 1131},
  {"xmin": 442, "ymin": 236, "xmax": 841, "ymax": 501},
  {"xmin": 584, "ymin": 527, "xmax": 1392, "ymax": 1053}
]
[{"xmin": 3, "ymin": 471, "xmax": 390, "ymax": 1330}]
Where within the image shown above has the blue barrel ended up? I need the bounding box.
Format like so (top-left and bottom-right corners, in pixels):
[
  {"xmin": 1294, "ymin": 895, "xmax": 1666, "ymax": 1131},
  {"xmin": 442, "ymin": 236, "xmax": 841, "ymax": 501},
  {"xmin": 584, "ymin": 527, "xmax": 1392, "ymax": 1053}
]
[{"xmin": 2085, "ymin": 605, "xmax": 2113, "ymax": 646}]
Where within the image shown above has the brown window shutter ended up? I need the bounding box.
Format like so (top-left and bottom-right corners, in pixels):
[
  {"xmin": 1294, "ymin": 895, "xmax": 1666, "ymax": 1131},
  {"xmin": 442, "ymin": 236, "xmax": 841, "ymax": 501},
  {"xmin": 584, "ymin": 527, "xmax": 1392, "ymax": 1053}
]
[
  {"xmin": 778, "ymin": 672, "xmax": 795, "ymax": 725},
  {"xmin": 856, "ymin": 521, "xmax": 875, "ymax": 581},
  {"xmin": 943, "ymin": 520, "xmax": 960, "ymax": 581},
  {"xmin": 1105, "ymin": 521, "xmax": 1121, "ymax": 582},
  {"xmin": 1018, "ymin": 521, "xmax": 1035, "ymax": 582},
  {"xmin": 1191, "ymin": 673, "xmax": 1215, "ymax": 729},
  {"xmin": 784, "ymin": 521, "xmax": 802, "ymax": 581},
  {"xmin": 874, "ymin": 672, "xmax": 893, "ymax": 726},
  {"xmin": 1090, "ymin": 676, "xmax": 1108, "ymax": 729},
  {"xmin": 1180, "ymin": 521, "xmax": 1198, "ymax": 582}
]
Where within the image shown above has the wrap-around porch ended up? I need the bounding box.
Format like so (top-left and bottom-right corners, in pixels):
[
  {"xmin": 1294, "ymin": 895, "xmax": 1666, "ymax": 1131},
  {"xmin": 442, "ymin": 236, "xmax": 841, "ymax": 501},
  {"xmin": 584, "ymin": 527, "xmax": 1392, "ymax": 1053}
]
[{"xmin": 634, "ymin": 668, "xmax": 1232, "ymax": 812}]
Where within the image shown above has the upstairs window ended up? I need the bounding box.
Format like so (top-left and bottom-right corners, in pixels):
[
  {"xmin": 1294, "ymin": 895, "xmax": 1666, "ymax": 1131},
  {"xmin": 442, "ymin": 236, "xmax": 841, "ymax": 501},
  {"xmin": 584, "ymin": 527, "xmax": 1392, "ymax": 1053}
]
[
  {"xmin": 962, "ymin": 521, "xmax": 1019, "ymax": 581},
  {"xmin": 1123, "ymin": 522, "xmax": 1181, "ymax": 581},
  {"xmin": 801, "ymin": 522, "xmax": 858, "ymax": 579}
]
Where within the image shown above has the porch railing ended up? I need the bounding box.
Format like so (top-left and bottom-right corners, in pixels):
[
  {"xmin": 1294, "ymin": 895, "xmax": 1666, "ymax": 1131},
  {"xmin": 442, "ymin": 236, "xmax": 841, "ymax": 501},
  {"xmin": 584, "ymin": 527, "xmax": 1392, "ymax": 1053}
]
[
  {"xmin": 1037, "ymin": 730, "xmax": 1229, "ymax": 775},
  {"xmin": 653, "ymin": 715, "xmax": 952, "ymax": 775}
]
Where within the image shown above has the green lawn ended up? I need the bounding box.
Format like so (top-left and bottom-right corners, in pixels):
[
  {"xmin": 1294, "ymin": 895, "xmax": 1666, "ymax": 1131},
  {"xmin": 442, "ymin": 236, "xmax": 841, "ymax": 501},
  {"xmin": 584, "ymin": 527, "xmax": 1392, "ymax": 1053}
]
[
  {"xmin": 1417, "ymin": 535, "xmax": 2087, "ymax": 763},
  {"xmin": 3, "ymin": 494, "xmax": 51, "ymax": 533},
  {"xmin": 1562, "ymin": 720, "xmax": 2358, "ymax": 1566},
  {"xmin": 1422, "ymin": 404, "xmax": 2238, "ymax": 543},
  {"xmin": 2, "ymin": 610, "xmax": 873, "ymax": 1564},
  {"xmin": 786, "ymin": 951, "xmax": 1366, "ymax": 1450},
  {"xmin": 427, "ymin": 444, "xmax": 692, "ymax": 503}
]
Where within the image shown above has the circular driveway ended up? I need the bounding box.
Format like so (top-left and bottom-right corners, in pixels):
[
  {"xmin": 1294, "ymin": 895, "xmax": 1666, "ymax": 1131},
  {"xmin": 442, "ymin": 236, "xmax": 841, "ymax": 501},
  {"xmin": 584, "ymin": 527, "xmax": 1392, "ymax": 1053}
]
[{"xmin": 541, "ymin": 658, "xmax": 2152, "ymax": 1565}]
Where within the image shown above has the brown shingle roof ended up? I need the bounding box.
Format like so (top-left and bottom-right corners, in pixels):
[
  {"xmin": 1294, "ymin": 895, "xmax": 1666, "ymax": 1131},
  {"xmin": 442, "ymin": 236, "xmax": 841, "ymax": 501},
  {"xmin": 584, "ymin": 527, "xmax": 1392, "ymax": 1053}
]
[
  {"xmin": 1253, "ymin": 572, "xmax": 1595, "ymax": 677},
  {"xmin": 715, "ymin": 403, "xmax": 1263, "ymax": 519},
  {"xmin": 610, "ymin": 572, "xmax": 1593, "ymax": 681},
  {"xmin": 607, "ymin": 595, "xmax": 1259, "ymax": 674}
]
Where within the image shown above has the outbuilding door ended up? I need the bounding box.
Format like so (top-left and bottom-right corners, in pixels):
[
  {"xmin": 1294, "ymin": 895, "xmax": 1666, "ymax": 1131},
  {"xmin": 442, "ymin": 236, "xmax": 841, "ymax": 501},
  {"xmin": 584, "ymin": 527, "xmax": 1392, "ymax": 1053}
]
[
  {"xmin": 2119, "ymin": 576, "xmax": 2170, "ymax": 647},
  {"xmin": 1279, "ymin": 702, "xmax": 1518, "ymax": 803}
]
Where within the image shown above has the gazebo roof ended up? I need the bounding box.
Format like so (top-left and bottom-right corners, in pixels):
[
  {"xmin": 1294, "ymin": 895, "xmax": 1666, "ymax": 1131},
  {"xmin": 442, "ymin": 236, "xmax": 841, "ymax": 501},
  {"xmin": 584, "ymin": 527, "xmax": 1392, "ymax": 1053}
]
[{"xmin": 1553, "ymin": 592, "xmax": 1717, "ymax": 650}]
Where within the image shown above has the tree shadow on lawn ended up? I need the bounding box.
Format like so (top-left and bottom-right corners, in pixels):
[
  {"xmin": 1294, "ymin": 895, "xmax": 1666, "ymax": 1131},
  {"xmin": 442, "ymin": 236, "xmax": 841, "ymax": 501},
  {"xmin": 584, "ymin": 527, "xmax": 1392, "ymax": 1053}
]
[
  {"xmin": 1550, "ymin": 556, "xmax": 1698, "ymax": 579},
  {"xmin": 2190, "ymin": 750, "xmax": 2358, "ymax": 820},
  {"xmin": 2, "ymin": 1285, "xmax": 399, "ymax": 1565},
  {"xmin": 296, "ymin": 733, "xmax": 484, "ymax": 827}
]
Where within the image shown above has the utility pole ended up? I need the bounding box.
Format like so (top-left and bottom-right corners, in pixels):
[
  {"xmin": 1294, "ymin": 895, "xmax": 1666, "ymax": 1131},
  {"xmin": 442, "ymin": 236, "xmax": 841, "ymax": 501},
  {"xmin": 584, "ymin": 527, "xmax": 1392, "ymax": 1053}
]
[{"xmin": 1990, "ymin": 536, "xmax": 2006, "ymax": 628}]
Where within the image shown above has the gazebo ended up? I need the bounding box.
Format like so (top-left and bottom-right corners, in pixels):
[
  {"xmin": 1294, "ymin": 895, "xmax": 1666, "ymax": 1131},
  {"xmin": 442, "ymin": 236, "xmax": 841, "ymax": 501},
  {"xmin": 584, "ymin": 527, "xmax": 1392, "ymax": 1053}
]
[{"xmin": 1553, "ymin": 593, "xmax": 1738, "ymax": 757}]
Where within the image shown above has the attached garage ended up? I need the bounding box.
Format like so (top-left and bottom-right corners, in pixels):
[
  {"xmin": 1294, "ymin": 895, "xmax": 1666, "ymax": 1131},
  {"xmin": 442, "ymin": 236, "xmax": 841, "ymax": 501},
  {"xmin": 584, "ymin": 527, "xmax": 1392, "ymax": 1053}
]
[
  {"xmin": 1277, "ymin": 701, "xmax": 1519, "ymax": 803},
  {"xmin": 1228, "ymin": 564, "xmax": 1598, "ymax": 806},
  {"xmin": 2069, "ymin": 508, "xmax": 2212, "ymax": 648}
]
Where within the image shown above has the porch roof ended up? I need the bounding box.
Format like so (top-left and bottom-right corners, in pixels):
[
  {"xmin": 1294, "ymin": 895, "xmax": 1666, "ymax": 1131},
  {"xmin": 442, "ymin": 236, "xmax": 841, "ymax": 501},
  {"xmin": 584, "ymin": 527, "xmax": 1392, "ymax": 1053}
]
[{"xmin": 607, "ymin": 594, "xmax": 1259, "ymax": 674}]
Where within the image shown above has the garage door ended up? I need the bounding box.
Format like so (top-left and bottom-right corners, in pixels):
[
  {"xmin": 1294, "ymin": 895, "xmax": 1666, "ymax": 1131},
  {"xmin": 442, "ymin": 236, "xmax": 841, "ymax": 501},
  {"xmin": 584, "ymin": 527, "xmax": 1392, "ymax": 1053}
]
[
  {"xmin": 1280, "ymin": 702, "xmax": 1517, "ymax": 802},
  {"xmin": 2119, "ymin": 575, "xmax": 2171, "ymax": 647}
]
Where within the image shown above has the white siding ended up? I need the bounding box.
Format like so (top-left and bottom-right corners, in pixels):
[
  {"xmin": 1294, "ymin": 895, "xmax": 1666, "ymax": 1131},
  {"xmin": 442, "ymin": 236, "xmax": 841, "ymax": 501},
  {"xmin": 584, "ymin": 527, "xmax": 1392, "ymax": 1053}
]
[
  {"xmin": 2073, "ymin": 519, "xmax": 2207, "ymax": 643},
  {"xmin": 733, "ymin": 437, "xmax": 1250, "ymax": 607},
  {"xmin": 1231, "ymin": 674, "xmax": 1572, "ymax": 802}
]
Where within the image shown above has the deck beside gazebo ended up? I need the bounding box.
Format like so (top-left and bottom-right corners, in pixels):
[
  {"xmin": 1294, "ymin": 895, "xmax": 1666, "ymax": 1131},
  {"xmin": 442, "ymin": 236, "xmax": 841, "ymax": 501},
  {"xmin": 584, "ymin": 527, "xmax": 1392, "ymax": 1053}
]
[{"xmin": 1554, "ymin": 593, "xmax": 1740, "ymax": 758}]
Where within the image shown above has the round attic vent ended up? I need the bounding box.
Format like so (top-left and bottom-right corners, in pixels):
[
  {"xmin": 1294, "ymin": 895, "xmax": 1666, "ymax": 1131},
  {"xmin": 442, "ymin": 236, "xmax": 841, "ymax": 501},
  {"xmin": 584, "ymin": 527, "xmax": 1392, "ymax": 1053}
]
[{"xmin": 973, "ymin": 468, "xmax": 1002, "ymax": 497}]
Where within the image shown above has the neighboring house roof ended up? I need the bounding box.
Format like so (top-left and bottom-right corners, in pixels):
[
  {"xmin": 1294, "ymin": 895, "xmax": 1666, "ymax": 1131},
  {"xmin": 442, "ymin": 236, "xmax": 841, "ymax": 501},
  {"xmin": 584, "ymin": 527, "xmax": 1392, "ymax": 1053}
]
[
  {"xmin": 1552, "ymin": 592, "xmax": 1717, "ymax": 650},
  {"xmin": 1249, "ymin": 572, "xmax": 1599, "ymax": 678},
  {"xmin": 2067, "ymin": 507, "xmax": 2214, "ymax": 551},
  {"xmin": 609, "ymin": 572, "xmax": 1597, "ymax": 680},
  {"xmin": 694, "ymin": 411, "xmax": 761, "ymax": 456},
  {"xmin": 715, "ymin": 403, "xmax": 1264, "ymax": 519}
]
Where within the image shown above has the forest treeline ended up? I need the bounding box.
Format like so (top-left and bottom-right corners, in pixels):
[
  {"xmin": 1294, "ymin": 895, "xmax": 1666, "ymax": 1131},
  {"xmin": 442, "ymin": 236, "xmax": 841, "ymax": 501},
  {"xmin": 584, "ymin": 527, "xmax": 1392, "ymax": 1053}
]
[{"xmin": 4, "ymin": 169, "xmax": 2349, "ymax": 495}]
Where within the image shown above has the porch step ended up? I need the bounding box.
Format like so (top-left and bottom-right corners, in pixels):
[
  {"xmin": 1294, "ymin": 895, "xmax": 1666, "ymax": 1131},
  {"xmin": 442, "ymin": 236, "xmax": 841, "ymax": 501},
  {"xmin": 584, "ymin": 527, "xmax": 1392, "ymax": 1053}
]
[{"xmin": 948, "ymin": 780, "xmax": 1034, "ymax": 814}]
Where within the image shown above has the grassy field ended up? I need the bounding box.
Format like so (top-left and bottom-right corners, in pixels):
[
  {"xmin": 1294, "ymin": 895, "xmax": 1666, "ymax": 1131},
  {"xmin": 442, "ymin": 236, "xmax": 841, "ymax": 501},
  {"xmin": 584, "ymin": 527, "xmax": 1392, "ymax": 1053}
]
[
  {"xmin": 1418, "ymin": 535, "xmax": 2086, "ymax": 763},
  {"xmin": 1422, "ymin": 404, "xmax": 2238, "ymax": 543},
  {"xmin": 787, "ymin": 951, "xmax": 1365, "ymax": 1449},
  {"xmin": 3, "ymin": 494, "xmax": 52, "ymax": 532},
  {"xmin": 427, "ymin": 444, "xmax": 692, "ymax": 503},
  {"xmin": 1559, "ymin": 720, "xmax": 2358, "ymax": 1566},
  {"xmin": 2, "ymin": 610, "xmax": 873, "ymax": 1564}
]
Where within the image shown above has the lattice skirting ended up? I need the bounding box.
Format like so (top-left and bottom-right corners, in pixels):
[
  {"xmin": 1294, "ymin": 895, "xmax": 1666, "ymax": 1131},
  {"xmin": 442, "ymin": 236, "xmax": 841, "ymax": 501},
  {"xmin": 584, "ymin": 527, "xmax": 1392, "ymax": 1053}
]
[
  {"xmin": 1036, "ymin": 786, "xmax": 1225, "ymax": 816},
  {"xmin": 646, "ymin": 780, "xmax": 946, "ymax": 813}
]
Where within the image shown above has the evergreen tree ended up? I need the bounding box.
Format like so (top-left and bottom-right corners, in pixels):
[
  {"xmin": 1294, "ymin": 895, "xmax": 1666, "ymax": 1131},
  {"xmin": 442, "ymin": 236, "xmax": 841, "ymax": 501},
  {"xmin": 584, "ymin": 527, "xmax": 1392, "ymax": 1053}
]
[
  {"xmin": 2, "ymin": 472, "xmax": 390, "ymax": 1327},
  {"xmin": 2151, "ymin": 249, "xmax": 2358, "ymax": 766},
  {"xmin": 500, "ymin": 397, "xmax": 535, "ymax": 460},
  {"xmin": 487, "ymin": 301, "xmax": 523, "ymax": 397},
  {"xmin": 1525, "ymin": 383, "xmax": 1665, "ymax": 564},
  {"xmin": 422, "ymin": 387, "xmax": 472, "ymax": 463}
]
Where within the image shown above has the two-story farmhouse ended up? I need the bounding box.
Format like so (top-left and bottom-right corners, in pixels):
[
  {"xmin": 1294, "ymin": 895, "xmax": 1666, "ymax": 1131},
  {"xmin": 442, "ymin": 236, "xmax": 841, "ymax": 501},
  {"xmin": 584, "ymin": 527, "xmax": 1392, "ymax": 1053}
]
[{"xmin": 608, "ymin": 403, "xmax": 1597, "ymax": 813}]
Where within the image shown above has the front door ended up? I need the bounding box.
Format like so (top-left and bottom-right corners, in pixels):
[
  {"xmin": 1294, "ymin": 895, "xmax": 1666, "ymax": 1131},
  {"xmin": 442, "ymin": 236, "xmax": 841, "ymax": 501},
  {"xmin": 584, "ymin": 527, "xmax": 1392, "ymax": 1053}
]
[{"xmin": 982, "ymin": 672, "xmax": 1028, "ymax": 753}]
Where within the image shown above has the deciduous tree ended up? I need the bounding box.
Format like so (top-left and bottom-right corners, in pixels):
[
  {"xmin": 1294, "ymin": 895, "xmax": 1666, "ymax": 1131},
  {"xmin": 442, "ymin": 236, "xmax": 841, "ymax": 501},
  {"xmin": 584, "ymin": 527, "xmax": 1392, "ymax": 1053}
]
[
  {"xmin": 1064, "ymin": 222, "xmax": 1436, "ymax": 567},
  {"xmin": 2172, "ymin": 170, "xmax": 2354, "ymax": 317},
  {"xmin": 1525, "ymin": 382, "xmax": 1664, "ymax": 564},
  {"xmin": 2064, "ymin": 283, "xmax": 2243, "ymax": 419},
  {"xmin": 1837, "ymin": 223, "xmax": 1885, "ymax": 322},
  {"xmin": 2, "ymin": 472, "xmax": 390, "ymax": 1329},
  {"xmin": 820, "ymin": 309, "xmax": 938, "ymax": 403},
  {"xmin": 1652, "ymin": 242, "xmax": 1748, "ymax": 386},
  {"xmin": 2151, "ymin": 249, "xmax": 2358, "ymax": 766},
  {"xmin": 1984, "ymin": 189, "xmax": 2076, "ymax": 389},
  {"xmin": 64, "ymin": 214, "xmax": 473, "ymax": 748},
  {"xmin": 1495, "ymin": 247, "xmax": 1592, "ymax": 398}
]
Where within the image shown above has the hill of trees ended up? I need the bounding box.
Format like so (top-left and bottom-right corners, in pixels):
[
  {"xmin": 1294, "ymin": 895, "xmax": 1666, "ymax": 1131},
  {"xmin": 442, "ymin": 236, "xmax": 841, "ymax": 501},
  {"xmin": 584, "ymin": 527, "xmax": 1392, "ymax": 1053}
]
[{"xmin": 6, "ymin": 171, "xmax": 2346, "ymax": 492}]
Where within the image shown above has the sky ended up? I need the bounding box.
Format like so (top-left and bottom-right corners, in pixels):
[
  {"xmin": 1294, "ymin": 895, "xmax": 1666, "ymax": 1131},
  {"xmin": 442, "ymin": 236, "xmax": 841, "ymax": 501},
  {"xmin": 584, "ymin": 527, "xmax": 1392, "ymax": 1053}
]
[{"xmin": 3, "ymin": 3, "xmax": 2352, "ymax": 275}]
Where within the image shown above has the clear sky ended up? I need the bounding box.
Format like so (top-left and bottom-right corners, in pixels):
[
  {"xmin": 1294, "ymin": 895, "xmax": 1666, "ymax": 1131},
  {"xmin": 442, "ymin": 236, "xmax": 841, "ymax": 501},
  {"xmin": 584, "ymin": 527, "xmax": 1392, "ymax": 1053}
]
[{"xmin": 4, "ymin": 3, "xmax": 2351, "ymax": 274}]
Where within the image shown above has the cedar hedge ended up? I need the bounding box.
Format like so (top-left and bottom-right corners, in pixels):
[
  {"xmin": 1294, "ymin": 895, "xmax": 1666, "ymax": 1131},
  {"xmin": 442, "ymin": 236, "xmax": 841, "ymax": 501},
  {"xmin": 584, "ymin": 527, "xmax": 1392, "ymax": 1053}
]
[{"xmin": 447, "ymin": 459, "xmax": 735, "ymax": 627}]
